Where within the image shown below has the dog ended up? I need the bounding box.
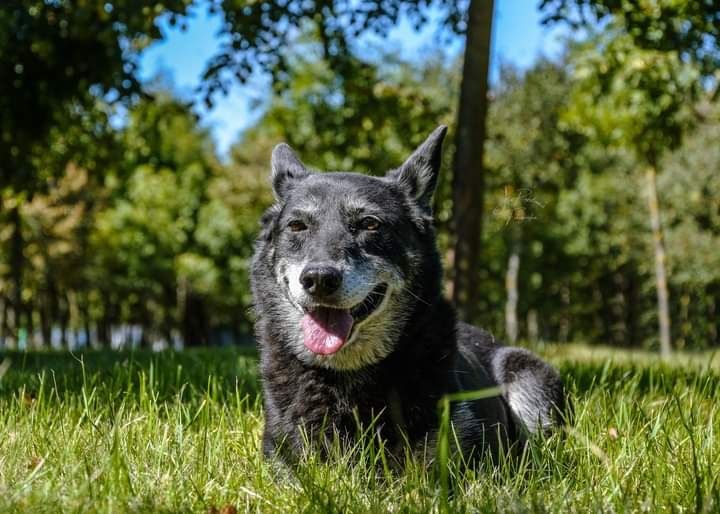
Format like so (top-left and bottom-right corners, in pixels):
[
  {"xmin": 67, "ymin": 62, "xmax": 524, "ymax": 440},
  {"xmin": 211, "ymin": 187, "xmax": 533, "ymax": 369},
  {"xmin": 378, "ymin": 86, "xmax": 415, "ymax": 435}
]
[{"xmin": 251, "ymin": 126, "xmax": 567, "ymax": 466}]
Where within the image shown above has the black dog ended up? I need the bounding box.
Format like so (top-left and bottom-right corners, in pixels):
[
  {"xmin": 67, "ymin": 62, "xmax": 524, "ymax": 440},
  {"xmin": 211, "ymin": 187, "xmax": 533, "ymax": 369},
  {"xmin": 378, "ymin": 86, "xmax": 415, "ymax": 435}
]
[{"xmin": 251, "ymin": 126, "xmax": 566, "ymax": 465}]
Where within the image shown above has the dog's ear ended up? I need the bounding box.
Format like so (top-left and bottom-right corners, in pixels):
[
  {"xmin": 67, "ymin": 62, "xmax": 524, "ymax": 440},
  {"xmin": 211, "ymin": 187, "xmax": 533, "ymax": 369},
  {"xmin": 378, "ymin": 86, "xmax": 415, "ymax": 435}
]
[
  {"xmin": 387, "ymin": 125, "xmax": 447, "ymax": 212},
  {"xmin": 271, "ymin": 143, "xmax": 310, "ymax": 201}
]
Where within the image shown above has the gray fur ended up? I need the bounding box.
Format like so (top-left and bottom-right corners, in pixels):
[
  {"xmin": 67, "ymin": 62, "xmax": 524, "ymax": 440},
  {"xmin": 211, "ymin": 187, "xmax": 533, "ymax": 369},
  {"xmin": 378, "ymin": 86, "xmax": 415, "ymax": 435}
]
[{"xmin": 252, "ymin": 126, "xmax": 568, "ymax": 466}]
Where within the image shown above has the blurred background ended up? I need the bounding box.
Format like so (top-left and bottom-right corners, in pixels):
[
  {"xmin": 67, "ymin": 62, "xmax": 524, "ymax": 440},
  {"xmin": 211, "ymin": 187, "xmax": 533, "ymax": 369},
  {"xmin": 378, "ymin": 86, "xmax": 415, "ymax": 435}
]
[{"xmin": 1, "ymin": 0, "xmax": 718, "ymax": 354}]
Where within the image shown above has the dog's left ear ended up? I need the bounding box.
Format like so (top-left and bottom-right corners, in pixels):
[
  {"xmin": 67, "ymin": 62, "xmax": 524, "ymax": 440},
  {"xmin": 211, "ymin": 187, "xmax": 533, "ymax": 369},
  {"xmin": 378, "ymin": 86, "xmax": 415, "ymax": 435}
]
[
  {"xmin": 271, "ymin": 143, "xmax": 310, "ymax": 201},
  {"xmin": 387, "ymin": 125, "xmax": 447, "ymax": 212}
]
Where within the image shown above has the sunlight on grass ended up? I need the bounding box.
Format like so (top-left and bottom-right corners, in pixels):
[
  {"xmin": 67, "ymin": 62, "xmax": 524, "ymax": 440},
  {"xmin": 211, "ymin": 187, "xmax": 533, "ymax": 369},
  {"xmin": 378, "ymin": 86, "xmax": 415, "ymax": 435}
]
[{"xmin": 0, "ymin": 346, "xmax": 718, "ymax": 512}]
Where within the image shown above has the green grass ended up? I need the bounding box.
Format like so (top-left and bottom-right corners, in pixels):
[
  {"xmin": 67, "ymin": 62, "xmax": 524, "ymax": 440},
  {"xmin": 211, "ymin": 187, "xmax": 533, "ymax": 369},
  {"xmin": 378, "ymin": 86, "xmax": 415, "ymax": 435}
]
[{"xmin": 0, "ymin": 344, "xmax": 718, "ymax": 513}]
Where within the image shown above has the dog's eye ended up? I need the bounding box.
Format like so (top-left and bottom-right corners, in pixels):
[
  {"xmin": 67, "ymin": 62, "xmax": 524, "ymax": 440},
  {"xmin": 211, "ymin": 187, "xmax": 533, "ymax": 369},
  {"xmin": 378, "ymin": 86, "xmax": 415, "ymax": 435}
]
[
  {"xmin": 288, "ymin": 220, "xmax": 307, "ymax": 232},
  {"xmin": 359, "ymin": 216, "xmax": 381, "ymax": 231}
]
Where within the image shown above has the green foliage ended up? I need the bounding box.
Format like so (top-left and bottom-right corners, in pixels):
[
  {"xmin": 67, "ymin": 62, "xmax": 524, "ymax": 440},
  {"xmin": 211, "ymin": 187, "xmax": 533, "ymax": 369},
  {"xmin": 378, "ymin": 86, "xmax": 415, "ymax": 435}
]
[
  {"xmin": 235, "ymin": 44, "xmax": 459, "ymax": 240},
  {"xmin": 658, "ymin": 108, "xmax": 720, "ymax": 349},
  {"xmin": 478, "ymin": 60, "xmax": 581, "ymax": 338},
  {"xmin": 564, "ymin": 29, "xmax": 700, "ymax": 159},
  {"xmin": 661, "ymin": 108, "xmax": 720, "ymax": 287},
  {"xmin": 246, "ymin": 44, "xmax": 458, "ymax": 174},
  {"xmin": 2, "ymin": 4, "xmax": 719, "ymax": 350},
  {"xmin": 0, "ymin": 0, "xmax": 193, "ymax": 191},
  {"xmin": 202, "ymin": 0, "xmax": 467, "ymax": 100},
  {"xmin": 87, "ymin": 92, "xmax": 266, "ymax": 339},
  {"xmin": 541, "ymin": 0, "xmax": 720, "ymax": 78},
  {"xmin": 477, "ymin": 52, "xmax": 719, "ymax": 350},
  {"xmin": 545, "ymin": 3, "xmax": 716, "ymax": 353},
  {"xmin": 487, "ymin": 61, "xmax": 578, "ymax": 191}
]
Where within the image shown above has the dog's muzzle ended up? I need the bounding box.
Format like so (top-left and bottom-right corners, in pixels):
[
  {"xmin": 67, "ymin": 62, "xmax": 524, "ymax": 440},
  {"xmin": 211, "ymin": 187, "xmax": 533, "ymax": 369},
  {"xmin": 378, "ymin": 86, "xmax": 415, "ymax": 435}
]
[{"xmin": 300, "ymin": 283, "xmax": 389, "ymax": 355}]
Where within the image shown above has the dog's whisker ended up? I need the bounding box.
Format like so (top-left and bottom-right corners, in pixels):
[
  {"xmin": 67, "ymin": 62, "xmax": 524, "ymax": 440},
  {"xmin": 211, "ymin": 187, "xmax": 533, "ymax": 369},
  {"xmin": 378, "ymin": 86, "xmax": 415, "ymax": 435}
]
[{"xmin": 400, "ymin": 285, "xmax": 432, "ymax": 306}]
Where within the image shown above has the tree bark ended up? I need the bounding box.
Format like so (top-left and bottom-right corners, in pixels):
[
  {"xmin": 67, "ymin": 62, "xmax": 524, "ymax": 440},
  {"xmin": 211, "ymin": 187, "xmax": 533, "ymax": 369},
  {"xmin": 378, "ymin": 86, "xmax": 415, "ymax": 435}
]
[
  {"xmin": 183, "ymin": 292, "xmax": 209, "ymax": 347},
  {"xmin": 504, "ymin": 241, "xmax": 520, "ymax": 344},
  {"xmin": 40, "ymin": 293, "xmax": 51, "ymax": 348},
  {"xmin": 452, "ymin": 0, "xmax": 494, "ymax": 323},
  {"xmin": 179, "ymin": 278, "xmax": 209, "ymax": 347},
  {"xmin": 527, "ymin": 309, "xmax": 539, "ymax": 343},
  {"xmin": 0, "ymin": 295, "xmax": 6, "ymax": 347},
  {"xmin": 708, "ymin": 287, "xmax": 717, "ymax": 346},
  {"xmin": 644, "ymin": 165, "xmax": 672, "ymax": 357},
  {"xmin": 559, "ymin": 281, "xmax": 571, "ymax": 343},
  {"xmin": 9, "ymin": 206, "xmax": 25, "ymax": 334}
]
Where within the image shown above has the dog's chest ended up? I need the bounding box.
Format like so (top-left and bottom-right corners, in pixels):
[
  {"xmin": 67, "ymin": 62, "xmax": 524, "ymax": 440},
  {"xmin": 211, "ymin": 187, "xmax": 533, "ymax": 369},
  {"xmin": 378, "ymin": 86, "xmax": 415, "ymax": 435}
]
[
  {"xmin": 267, "ymin": 362, "xmax": 440, "ymax": 445},
  {"xmin": 272, "ymin": 366, "xmax": 384, "ymax": 422}
]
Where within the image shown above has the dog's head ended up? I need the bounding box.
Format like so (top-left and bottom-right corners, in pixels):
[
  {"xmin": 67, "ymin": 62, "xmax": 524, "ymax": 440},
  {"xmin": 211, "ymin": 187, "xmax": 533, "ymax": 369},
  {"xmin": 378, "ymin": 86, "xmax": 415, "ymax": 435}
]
[{"xmin": 252, "ymin": 126, "xmax": 447, "ymax": 370}]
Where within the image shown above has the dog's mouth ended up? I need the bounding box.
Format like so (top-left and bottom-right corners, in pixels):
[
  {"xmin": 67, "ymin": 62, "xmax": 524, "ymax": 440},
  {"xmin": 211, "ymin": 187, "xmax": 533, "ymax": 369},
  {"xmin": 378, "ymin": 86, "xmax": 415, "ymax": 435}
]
[
  {"xmin": 349, "ymin": 283, "xmax": 389, "ymax": 322},
  {"xmin": 301, "ymin": 283, "xmax": 388, "ymax": 356}
]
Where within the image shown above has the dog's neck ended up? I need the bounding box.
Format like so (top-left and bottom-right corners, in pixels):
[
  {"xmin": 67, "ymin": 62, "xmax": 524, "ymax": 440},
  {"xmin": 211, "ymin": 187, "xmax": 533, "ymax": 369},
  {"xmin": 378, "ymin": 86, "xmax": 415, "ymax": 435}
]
[{"xmin": 383, "ymin": 293, "xmax": 457, "ymax": 371}]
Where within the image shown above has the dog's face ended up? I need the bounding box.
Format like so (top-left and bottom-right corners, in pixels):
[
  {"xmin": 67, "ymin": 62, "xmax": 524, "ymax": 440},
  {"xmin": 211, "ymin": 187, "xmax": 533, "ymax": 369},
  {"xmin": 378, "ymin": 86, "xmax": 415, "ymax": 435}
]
[{"xmin": 253, "ymin": 126, "xmax": 447, "ymax": 370}]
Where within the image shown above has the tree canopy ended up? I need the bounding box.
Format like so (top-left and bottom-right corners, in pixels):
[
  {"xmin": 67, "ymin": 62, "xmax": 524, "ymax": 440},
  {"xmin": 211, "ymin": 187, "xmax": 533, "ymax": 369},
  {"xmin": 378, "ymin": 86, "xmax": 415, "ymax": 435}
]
[
  {"xmin": 1, "ymin": 1, "xmax": 720, "ymax": 351},
  {"xmin": 0, "ymin": 0, "xmax": 192, "ymax": 191}
]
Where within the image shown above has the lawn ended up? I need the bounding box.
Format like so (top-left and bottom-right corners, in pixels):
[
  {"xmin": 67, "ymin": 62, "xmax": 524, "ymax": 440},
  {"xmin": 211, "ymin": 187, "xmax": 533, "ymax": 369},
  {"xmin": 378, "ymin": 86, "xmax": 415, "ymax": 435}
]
[{"xmin": 0, "ymin": 344, "xmax": 718, "ymax": 513}]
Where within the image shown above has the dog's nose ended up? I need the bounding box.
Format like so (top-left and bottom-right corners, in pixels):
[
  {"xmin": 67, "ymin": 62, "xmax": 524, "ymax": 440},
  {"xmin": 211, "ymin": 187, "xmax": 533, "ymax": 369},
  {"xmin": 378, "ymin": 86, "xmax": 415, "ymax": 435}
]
[{"xmin": 300, "ymin": 265, "xmax": 342, "ymax": 297}]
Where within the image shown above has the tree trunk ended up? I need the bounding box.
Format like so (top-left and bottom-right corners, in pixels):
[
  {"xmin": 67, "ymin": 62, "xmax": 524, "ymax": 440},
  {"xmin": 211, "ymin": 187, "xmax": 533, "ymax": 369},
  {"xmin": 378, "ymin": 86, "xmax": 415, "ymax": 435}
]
[
  {"xmin": 59, "ymin": 292, "xmax": 70, "ymax": 348},
  {"xmin": 451, "ymin": 0, "xmax": 494, "ymax": 323},
  {"xmin": 40, "ymin": 294, "xmax": 51, "ymax": 348},
  {"xmin": 26, "ymin": 301, "xmax": 35, "ymax": 349},
  {"xmin": 9, "ymin": 205, "xmax": 25, "ymax": 335},
  {"xmin": 0, "ymin": 295, "xmax": 6, "ymax": 347},
  {"xmin": 527, "ymin": 309, "xmax": 539, "ymax": 343},
  {"xmin": 504, "ymin": 241, "xmax": 520, "ymax": 344},
  {"xmin": 626, "ymin": 271, "xmax": 638, "ymax": 347},
  {"xmin": 98, "ymin": 295, "xmax": 113, "ymax": 347},
  {"xmin": 644, "ymin": 165, "xmax": 672, "ymax": 357},
  {"xmin": 559, "ymin": 281, "xmax": 571, "ymax": 343},
  {"xmin": 183, "ymin": 292, "xmax": 209, "ymax": 347},
  {"xmin": 179, "ymin": 278, "xmax": 209, "ymax": 347},
  {"xmin": 707, "ymin": 287, "xmax": 717, "ymax": 347},
  {"xmin": 80, "ymin": 293, "xmax": 91, "ymax": 349}
]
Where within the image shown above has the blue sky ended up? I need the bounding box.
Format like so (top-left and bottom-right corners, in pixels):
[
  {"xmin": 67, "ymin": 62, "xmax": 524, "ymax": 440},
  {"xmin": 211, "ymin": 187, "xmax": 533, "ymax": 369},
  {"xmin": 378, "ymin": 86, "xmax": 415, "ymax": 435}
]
[{"xmin": 139, "ymin": 0, "xmax": 568, "ymax": 156}]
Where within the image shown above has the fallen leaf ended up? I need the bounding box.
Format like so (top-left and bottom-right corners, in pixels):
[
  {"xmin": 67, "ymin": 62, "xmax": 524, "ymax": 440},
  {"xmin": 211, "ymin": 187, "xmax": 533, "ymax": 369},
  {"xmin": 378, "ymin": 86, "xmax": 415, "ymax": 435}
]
[
  {"xmin": 21, "ymin": 391, "xmax": 36, "ymax": 407},
  {"xmin": 207, "ymin": 506, "xmax": 237, "ymax": 514},
  {"xmin": 27, "ymin": 456, "xmax": 44, "ymax": 471}
]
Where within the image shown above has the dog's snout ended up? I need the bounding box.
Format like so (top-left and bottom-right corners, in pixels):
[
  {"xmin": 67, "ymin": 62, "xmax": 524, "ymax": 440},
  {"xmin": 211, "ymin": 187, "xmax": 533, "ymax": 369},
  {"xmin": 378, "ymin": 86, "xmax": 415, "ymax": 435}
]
[{"xmin": 300, "ymin": 265, "xmax": 342, "ymax": 297}]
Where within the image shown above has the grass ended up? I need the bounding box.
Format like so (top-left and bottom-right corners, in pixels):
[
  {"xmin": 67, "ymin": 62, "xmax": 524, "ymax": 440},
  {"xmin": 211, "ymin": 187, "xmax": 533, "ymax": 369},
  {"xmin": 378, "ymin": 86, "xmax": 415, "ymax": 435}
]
[{"xmin": 0, "ymin": 344, "xmax": 718, "ymax": 513}]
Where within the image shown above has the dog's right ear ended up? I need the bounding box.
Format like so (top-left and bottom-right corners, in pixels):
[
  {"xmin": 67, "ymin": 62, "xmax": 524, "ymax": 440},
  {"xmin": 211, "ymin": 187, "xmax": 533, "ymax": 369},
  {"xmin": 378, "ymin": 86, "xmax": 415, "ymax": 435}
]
[
  {"xmin": 271, "ymin": 143, "xmax": 310, "ymax": 201},
  {"xmin": 387, "ymin": 125, "xmax": 447, "ymax": 213}
]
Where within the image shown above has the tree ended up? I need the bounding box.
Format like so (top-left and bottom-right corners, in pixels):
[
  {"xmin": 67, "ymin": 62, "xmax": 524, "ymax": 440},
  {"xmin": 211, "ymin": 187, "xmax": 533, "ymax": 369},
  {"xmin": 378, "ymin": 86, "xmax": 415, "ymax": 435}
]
[
  {"xmin": 91, "ymin": 93, "xmax": 219, "ymax": 346},
  {"xmin": 0, "ymin": 0, "xmax": 192, "ymax": 189},
  {"xmin": 451, "ymin": 0, "xmax": 494, "ymax": 322},
  {"xmin": 659, "ymin": 108, "xmax": 720, "ymax": 349},
  {"xmin": 542, "ymin": 0, "xmax": 720, "ymax": 356},
  {"xmin": 244, "ymin": 44, "xmax": 457, "ymax": 173},
  {"xmin": 0, "ymin": 0, "xmax": 192, "ymax": 341},
  {"xmin": 541, "ymin": 0, "xmax": 720, "ymax": 80},
  {"xmin": 205, "ymin": 0, "xmax": 495, "ymax": 319},
  {"xmin": 554, "ymin": 148, "xmax": 653, "ymax": 347},
  {"xmin": 484, "ymin": 60, "xmax": 579, "ymax": 343}
]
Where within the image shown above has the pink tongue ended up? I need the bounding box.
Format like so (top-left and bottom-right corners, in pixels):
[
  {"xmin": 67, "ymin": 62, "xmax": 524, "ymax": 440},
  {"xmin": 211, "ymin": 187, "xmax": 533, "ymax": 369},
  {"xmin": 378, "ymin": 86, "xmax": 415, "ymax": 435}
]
[{"xmin": 302, "ymin": 308, "xmax": 354, "ymax": 355}]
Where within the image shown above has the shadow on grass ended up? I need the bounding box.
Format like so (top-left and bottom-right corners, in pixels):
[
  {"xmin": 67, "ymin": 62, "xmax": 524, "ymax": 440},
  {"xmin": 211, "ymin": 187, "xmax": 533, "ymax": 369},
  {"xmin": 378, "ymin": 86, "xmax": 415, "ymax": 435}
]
[
  {"xmin": 559, "ymin": 358, "xmax": 720, "ymax": 398},
  {"xmin": 0, "ymin": 346, "xmax": 261, "ymax": 405},
  {"xmin": 3, "ymin": 345, "xmax": 718, "ymax": 410}
]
